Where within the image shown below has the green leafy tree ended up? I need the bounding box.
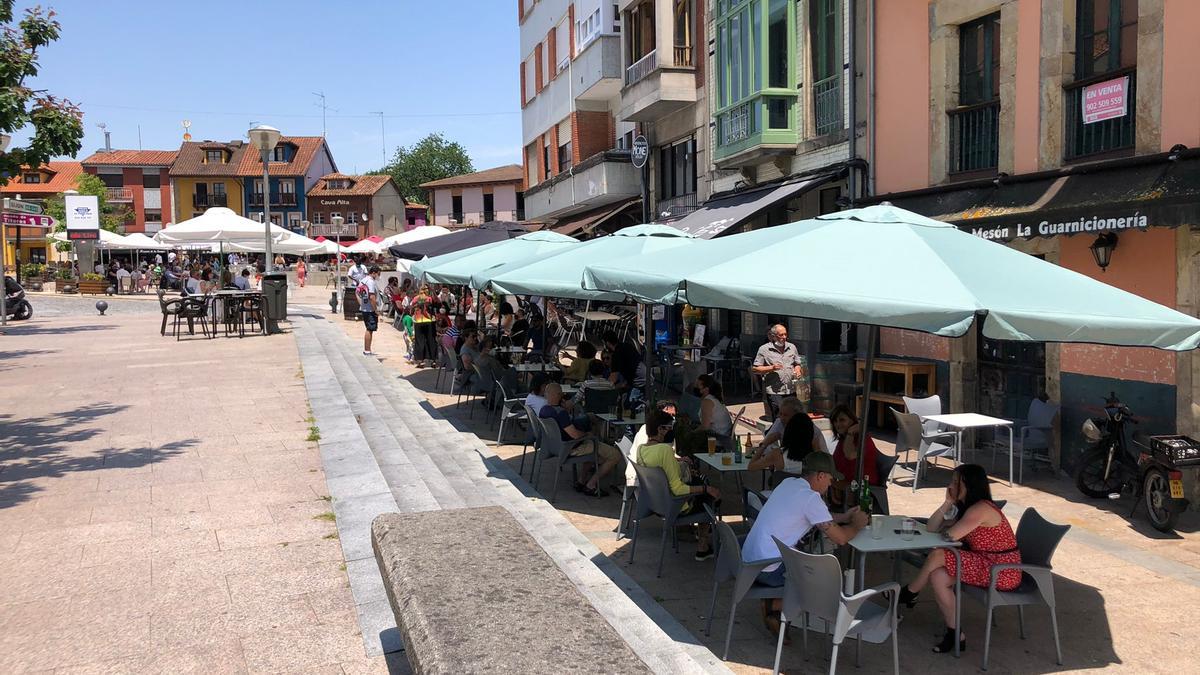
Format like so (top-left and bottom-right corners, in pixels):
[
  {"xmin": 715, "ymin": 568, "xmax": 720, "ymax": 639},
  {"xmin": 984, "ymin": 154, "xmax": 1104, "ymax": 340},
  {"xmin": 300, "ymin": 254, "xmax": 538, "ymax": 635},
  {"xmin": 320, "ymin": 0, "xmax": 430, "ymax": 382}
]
[
  {"xmin": 371, "ymin": 132, "xmax": 473, "ymax": 203},
  {"xmin": 44, "ymin": 173, "xmax": 130, "ymax": 250},
  {"xmin": 0, "ymin": 0, "xmax": 84, "ymax": 185}
]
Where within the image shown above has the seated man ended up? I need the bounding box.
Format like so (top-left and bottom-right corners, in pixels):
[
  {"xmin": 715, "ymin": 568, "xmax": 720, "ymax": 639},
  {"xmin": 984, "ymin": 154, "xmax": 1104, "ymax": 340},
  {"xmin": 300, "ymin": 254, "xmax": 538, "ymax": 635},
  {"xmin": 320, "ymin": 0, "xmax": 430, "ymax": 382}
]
[
  {"xmin": 636, "ymin": 408, "xmax": 721, "ymax": 560},
  {"xmin": 574, "ymin": 359, "xmax": 616, "ymax": 407},
  {"xmin": 232, "ymin": 268, "xmax": 252, "ymax": 291},
  {"xmin": 538, "ymin": 382, "xmax": 621, "ymax": 497},
  {"xmin": 742, "ymin": 453, "xmax": 867, "ymax": 637},
  {"xmin": 456, "ymin": 331, "xmax": 482, "ymax": 389}
]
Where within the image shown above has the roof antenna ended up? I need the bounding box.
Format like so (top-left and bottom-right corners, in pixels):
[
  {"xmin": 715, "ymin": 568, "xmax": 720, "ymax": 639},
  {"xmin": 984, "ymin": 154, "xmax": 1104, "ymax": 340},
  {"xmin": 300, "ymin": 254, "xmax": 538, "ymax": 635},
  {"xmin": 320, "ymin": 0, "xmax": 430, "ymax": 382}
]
[{"xmin": 181, "ymin": 120, "xmax": 192, "ymax": 142}]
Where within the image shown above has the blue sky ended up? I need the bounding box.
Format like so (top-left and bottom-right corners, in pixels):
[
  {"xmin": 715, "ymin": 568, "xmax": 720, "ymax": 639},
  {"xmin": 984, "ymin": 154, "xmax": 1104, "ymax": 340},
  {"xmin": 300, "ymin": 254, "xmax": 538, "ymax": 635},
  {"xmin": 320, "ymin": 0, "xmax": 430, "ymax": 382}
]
[{"xmin": 15, "ymin": 0, "xmax": 521, "ymax": 173}]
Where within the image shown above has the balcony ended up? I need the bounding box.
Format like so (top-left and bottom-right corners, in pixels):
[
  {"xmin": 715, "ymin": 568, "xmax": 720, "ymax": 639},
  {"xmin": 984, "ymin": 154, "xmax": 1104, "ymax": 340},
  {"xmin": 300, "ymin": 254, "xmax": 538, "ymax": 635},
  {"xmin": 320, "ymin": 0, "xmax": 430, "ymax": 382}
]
[
  {"xmin": 573, "ymin": 34, "xmax": 623, "ymax": 102},
  {"xmin": 308, "ymin": 222, "xmax": 357, "ymax": 238},
  {"xmin": 248, "ymin": 193, "xmax": 298, "ymax": 207},
  {"xmin": 1064, "ymin": 69, "xmax": 1136, "ymax": 161},
  {"xmin": 192, "ymin": 193, "xmax": 228, "ymax": 208},
  {"xmin": 522, "ymin": 150, "xmax": 641, "ymax": 221},
  {"xmin": 105, "ymin": 187, "xmax": 132, "ymax": 201},
  {"xmin": 812, "ymin": 75, "xmax": 843, "ymax": 137},
  {"xmin": 713, "ymin": 93, "xmax": 799, "ymax": 167},
  {"xmin": 619, "ymin": 47, "xmax": 697, "ymax": 122},
  {"xmin": 948, "ymin": 101, "xmax": 1000, "ymax": 174}
]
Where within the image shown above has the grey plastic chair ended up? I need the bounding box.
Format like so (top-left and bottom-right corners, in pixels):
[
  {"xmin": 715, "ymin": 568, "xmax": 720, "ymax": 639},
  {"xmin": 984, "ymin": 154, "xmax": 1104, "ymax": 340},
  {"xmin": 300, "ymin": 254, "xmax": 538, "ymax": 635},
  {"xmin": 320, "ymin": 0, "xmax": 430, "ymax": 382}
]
[
  {"xmin": 902, "ymin": 394, "xmax": 945, "ymax": 435},
  {"xmin": 962, "ymin": 508, "xmax": 1070, "ymax": 671},
  {"xmin": 705, "ymin": 518, "xmax": 784, "ymax": 660},
  {"xmin": 1009, "ymin": 399, "xmax": 1060, "ymax": 482},
  {"xmin": 533, "ymin": 416, "xmax": 597, "ymax": 502},
  {"xmin": 469, "ymin": 363, "xmax": 498, "ymax": 420},
  {"xmin": 628, "ymin": 462, "xmax": 713, "ymax": 578},
  {"xmin": 582, "ymin": 386, "xmax": 621, "ymax": 415},
  {"xmin": 494, "ymin": 379, "xmax": 527, "ymax": 445},
  {"xmin": 519, "ymin": 402, "xmax": 543, "ymax": 477},
  {"xmin": 891, "ymin": 408, "xmax": 957, "ymax": 492},
  {"xmin": 771, "ymin": 537, "xmax": 900, "ymax": 675},
  {"xmin": 613, "ymin": 435, "xmax": 637, "ymax": 540}
]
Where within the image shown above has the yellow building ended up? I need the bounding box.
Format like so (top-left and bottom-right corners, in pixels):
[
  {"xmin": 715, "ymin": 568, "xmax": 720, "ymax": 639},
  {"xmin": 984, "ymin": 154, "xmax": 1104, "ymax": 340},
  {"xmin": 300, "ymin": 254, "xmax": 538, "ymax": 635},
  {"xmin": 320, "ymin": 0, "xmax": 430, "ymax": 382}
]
[
  {"xmin": 1, "ymin": 161, "xmax": 83, "ymax": 270},
  {"xmin": 168, "ymin": 140, "xmax": 250, "ymax": 223}
]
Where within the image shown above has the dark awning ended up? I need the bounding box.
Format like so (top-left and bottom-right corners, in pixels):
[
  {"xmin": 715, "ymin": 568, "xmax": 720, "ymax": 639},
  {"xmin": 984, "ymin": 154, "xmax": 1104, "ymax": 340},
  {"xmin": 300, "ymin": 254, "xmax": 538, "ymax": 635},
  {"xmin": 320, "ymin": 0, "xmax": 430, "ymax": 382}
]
[
  {"xmin": 389, "ymin": 221, "xmax": 526, "ymax": 260},
  {"xmin": 551, "ymin": 199, "xmax": 641, "ymax": 237},
  {"xmin": 667, "ymin": 172, "xmax": 840, "ymax": 239},
  {"xmin": 880, "ymin": 155, "xmax": 1200, "ymax": 241}
]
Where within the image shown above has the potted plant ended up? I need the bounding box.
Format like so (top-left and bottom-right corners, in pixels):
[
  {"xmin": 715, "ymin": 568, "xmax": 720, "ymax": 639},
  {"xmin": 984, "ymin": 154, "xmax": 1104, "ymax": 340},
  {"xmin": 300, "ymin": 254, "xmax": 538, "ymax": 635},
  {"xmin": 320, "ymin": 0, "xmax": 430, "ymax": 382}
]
[
  {"xmin": 19, "ymin": 263, "xmax": 45, "ymax": 291},
  {"xmin": 78, "ymin": 272, "xmax": 108, "ymax": 295},
  {"xmin": 55, "ymin": 266, "xmax": 78, "ymax": 294}
]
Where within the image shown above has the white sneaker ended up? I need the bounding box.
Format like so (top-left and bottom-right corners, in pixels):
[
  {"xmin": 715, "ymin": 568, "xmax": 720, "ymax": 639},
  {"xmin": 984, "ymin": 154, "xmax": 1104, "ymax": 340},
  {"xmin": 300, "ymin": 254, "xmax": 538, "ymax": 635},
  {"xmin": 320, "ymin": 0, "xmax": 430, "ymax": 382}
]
[{"xmin": 363, "ymin": 350, "xmax": 375, "ymax": 356}]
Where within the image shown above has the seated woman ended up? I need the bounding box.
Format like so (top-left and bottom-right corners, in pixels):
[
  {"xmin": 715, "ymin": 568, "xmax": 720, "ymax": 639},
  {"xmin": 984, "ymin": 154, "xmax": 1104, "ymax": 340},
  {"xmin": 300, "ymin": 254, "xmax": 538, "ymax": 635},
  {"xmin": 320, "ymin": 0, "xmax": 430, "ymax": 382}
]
[
  {"xmin": 561, "ymin": 341, "xmax": 597, "ymax": 383},
  {"xmin": 899, "ymin": 464, "xmax": 1022, "ymax": 654},
  {"xmin": 674, "ymin": 374, "xmax": 734, "ymax": 456},
  {"xmin": 828, "ymin": 404, "xmax": 884, "ymax": 504},
  {"xmin": 748, "ymin": 398, "xmax": 822, "ymax": 473}
]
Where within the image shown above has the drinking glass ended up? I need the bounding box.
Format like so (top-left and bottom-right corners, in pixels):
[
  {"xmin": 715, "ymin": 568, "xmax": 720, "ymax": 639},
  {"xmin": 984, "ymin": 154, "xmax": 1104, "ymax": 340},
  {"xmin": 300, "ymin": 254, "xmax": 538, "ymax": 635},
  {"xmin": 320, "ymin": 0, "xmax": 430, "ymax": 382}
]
[
  {"xmin": 900, "ymin": 518, "xmax": 916, "ymax": 541},
  {"xmin": 870, "ymin": 514, "xmax": 885, "ymax": 539}
]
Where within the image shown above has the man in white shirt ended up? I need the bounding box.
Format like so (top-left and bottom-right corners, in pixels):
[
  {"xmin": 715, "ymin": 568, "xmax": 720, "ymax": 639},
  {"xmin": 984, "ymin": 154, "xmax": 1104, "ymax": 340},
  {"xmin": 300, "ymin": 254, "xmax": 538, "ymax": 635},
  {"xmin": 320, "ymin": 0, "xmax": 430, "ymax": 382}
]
[
  {"xmin": 167, "ymin": 250, "xmax": 177, "ymax": 265},
  {"xmin": 360, "ymin": 266, "xmax": 381, "ymax": 356},
  {"xmin": 154, "ymin": 253, "xmax": 163, "ymax": 266},
  {"xmin": 347, "ymin": 257, "xmax": 368, "ymax": 286},
  {"xmin": 742, "ymin": 452, "xmax": 866, "ymax": 636}
]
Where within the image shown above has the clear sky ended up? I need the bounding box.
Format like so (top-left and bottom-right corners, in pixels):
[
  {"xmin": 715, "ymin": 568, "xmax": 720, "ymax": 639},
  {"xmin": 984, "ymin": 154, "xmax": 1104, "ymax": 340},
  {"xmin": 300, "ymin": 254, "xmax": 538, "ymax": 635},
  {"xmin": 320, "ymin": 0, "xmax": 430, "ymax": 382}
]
[{"xmin": 14, "ymin": 0, "xmax": 521, "ymax": 174}]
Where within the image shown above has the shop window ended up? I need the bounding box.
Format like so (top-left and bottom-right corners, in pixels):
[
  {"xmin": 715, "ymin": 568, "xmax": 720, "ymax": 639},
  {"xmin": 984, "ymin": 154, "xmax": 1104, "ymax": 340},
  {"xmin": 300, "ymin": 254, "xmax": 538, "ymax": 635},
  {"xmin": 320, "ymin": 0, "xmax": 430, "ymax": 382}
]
[
  {"xmin": 142, "ymin": 173, "xmax": 161, "ymax": 188},
  {"xmin": 558, "ymin": 140, "xmax": 573, "ymax": 173},
  {"xmin": 1076, "ymin": 0, "xmax": 1138, "ymax": 79}
]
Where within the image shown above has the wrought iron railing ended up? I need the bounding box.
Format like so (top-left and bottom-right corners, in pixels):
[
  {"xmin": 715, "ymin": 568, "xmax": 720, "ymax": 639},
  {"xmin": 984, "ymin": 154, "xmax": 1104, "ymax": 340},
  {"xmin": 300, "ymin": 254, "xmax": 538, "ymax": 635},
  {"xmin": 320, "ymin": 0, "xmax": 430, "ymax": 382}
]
[
  {"xmin": 812, "ymin": 74, "xmax": 843, "ymax": 136},
  {"xmin": 719, "ymin": 101, "xmax": 753, "ymax": 147},
  {"xmin": 248, "ymin": 193, "xmax": 298, "ymax": 206},
  {"xmin": 1064, "ymin": 69, "xmax": 1136, "ymax": 160},
  {"xmin": 625, "ymin": 49, "xmax": 657, "ymax": 86},
  {"xmin": 104, "ymin": 187, "xmax": 132, "ymax": 201},
  {"xmin": 192, "ymin": 193, "xmax": 227, "ymax": 208},
  {"xmin": 948, "ymin": 101, "xmax": 1000, "ymax": 173}
]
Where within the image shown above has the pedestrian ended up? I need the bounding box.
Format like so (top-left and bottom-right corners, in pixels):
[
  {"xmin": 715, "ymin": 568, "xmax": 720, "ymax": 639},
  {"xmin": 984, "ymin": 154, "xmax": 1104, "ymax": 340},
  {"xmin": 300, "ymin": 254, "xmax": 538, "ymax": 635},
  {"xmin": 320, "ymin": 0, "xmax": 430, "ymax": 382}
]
[
  {"xmin": 410, "ymin": 285, "xmax": 438, "ymax": 367},
  {"xmin": 296, "ymin": 259, "xmax": 307, "ymax": 288},
  {"xmin": 357, "ymin": 265, "xmax": 382, "ymax": 356},
  {"xmin": 752, "ymin": 324, "xmax": 807, "ymax": 421}
]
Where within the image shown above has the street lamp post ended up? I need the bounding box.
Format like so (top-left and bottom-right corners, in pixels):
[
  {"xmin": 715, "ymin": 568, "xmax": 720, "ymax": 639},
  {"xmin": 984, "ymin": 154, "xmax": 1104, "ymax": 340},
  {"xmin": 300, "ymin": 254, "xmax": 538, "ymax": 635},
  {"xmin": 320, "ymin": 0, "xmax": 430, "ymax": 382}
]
[
  {"xmin": 331, "ymin": 215, "xmax": 345, "ymax": 315},
  {"xmin": 247, "ymin": 124, "xmax": 281, "ymax": 272}
]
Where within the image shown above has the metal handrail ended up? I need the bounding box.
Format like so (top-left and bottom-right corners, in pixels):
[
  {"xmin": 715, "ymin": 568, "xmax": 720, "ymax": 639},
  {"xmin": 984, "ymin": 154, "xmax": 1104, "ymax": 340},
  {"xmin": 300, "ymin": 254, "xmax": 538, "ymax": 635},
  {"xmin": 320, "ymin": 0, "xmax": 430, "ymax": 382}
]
[{"xmin": 625, "ymin": 49, "xmax": 657, "ymax": 86}]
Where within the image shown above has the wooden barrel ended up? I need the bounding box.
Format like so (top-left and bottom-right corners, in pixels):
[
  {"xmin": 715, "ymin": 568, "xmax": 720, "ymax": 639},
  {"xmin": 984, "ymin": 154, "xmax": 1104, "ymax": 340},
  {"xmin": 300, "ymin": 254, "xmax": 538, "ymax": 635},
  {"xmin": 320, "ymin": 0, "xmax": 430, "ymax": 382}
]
[{"xmin": 811, "ymin": 352, "xmax": 855, "ymax": 414}]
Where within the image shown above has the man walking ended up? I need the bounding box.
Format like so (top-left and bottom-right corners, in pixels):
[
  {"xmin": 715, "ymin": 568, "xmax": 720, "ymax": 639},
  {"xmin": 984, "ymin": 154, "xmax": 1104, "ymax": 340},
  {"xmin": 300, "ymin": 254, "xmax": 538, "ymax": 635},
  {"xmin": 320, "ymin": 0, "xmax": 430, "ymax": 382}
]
[
  {"xmin": 752, "ymin": 324, "xmax": 806, "ymax": 421},
  {"xmin": 358, "ymin": 266, "xmax": 382, "ymax": 356}
]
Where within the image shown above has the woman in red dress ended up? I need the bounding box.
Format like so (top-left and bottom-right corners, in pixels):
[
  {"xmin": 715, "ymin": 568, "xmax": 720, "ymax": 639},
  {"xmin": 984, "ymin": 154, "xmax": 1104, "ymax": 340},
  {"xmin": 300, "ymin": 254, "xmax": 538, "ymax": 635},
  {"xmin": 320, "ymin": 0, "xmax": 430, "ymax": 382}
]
[{"xmin": 899, "ymin": 464, "xmax": 1021, "ymax": 654}]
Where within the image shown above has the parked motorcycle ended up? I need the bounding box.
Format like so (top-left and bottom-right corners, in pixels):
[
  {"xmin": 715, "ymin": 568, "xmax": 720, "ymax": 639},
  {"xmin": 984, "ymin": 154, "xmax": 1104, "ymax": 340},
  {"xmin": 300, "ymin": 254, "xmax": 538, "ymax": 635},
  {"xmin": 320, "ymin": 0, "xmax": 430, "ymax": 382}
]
[
  {"xmin": 1075, "ymin": 392, "xmax": 1198, "ymax": 532},
  {"xmin": 3, "ymin": 275, "xmax": 33, "ymax": 321}
]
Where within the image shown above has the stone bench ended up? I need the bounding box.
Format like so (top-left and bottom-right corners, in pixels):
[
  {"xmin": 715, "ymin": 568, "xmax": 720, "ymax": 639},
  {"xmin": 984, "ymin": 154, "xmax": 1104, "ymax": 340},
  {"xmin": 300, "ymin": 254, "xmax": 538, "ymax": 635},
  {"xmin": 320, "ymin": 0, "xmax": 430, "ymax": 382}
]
[{"xmin": 372, "ymin": 506, "xmax": 652, "ymax": 674}]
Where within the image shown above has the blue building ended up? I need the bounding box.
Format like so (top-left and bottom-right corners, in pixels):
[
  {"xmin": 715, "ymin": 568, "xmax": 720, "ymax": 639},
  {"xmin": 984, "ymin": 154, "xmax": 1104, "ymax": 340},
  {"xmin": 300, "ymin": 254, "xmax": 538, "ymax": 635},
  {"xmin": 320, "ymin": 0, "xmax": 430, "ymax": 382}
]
[{"xmin": 236, "ymin": 136, "xmax": 337, "ymax": 232}]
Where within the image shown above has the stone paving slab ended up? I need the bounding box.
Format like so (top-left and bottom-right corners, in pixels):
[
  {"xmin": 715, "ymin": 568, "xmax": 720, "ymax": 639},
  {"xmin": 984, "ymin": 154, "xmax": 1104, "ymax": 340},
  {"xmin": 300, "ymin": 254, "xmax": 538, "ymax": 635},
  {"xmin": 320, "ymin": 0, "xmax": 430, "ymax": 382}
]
[{"xmin": 0, "ymin": 311, "xmax": 394, "ymax": 674}]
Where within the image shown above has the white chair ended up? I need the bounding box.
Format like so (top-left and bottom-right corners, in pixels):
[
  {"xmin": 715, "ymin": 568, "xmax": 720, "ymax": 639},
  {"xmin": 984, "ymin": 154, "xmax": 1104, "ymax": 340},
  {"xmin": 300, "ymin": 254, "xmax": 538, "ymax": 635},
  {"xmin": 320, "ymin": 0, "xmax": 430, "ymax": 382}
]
[
  {"xmin": 615, "ymin": 426, "xmax": 646, "ymax": 540},
  {"xmin": 891, "ymin": 408, "xmax": 958, "ymax": 492},
  {"xmin": 1010, "ymin": 399, "xmax": 1059, "ymax": 482},
  {"xmin": 770, "ymin": 537, "xmax": 900, "ymax": 675},
  {"xmin": 902, "ymin": 394, "xmax": 944, "ymax": 435}
]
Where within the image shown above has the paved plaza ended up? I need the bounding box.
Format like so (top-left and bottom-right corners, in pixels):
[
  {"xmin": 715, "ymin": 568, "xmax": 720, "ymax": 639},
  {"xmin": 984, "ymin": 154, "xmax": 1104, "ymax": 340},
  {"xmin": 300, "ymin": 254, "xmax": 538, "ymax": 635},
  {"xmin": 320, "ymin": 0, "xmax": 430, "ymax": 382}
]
[
  {"xmin": 4, "ymin": 285, "xmax": 1200, "ymax": 673},
  {"xmin": 0, "ymin": 296, "xmax": 398, "ymax": 674}
]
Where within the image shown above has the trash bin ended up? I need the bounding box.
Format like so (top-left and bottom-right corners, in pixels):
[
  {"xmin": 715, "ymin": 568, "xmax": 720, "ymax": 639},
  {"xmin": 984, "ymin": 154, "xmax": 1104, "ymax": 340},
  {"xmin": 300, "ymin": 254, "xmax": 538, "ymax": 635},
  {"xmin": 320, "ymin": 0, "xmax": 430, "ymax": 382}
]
[
  {"xmin": 261, "ymin": 272, "xmax": 289, "ymax": 321},
  {"xmin": 343, "ymin": 286, "xmax": 360, "ymax": 320}
]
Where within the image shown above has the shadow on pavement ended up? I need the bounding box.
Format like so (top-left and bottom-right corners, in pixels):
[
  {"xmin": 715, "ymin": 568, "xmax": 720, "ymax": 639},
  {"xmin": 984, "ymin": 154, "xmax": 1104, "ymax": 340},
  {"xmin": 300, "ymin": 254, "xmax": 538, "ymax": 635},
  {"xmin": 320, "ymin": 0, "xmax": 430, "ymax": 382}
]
[
  {"xmin": 0, "ymin": 404, "xmax": 192, "ymax": 507},
  {"xmin": 1, "ymin": 323, "xmax": 116, "ymax": 336}
]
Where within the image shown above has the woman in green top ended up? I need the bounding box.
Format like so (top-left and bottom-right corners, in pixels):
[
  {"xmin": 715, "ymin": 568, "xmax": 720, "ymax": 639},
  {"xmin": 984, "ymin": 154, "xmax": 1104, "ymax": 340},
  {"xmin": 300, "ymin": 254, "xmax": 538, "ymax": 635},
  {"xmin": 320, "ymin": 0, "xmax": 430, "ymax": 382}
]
[{"xmin": 636, "ymin": 409, "xmax": 721, "ymax": 561}]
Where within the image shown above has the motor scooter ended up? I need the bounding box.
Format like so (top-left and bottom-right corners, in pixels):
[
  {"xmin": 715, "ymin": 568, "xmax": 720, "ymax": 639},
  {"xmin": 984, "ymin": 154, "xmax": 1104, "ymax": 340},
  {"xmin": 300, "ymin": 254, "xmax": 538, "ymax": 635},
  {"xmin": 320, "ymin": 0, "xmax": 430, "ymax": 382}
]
[
  {"xmin": 3, "ymin": 275, "xmax": 33, "ymax": 321},
  {"xmin": 1075, "ymin": 392, "xmax": 1197, "ymax": 532}
]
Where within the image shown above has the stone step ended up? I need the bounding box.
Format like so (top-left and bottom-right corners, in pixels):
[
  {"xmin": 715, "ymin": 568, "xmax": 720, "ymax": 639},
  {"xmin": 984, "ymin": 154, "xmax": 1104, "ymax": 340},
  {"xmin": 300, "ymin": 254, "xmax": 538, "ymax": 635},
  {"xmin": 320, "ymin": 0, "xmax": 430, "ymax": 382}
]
[{"xmin": 310, "ymin": 320, "xmax": 457, "ymax": 511}]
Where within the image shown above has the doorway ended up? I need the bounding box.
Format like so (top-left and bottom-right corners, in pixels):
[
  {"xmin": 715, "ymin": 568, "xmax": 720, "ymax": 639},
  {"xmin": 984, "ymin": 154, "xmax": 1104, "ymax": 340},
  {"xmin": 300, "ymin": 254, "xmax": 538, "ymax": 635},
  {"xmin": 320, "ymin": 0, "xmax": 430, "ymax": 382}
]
[{"xmin": 977, "ymin": 326, "xmax": 1045, "ymax": 421}]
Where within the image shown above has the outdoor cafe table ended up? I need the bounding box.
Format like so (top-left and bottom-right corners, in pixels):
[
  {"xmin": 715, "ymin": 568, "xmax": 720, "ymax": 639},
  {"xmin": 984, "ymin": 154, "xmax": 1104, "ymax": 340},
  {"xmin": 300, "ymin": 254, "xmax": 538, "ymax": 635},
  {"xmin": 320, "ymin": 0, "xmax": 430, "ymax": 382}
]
[
  {"xmin": 207, "ymin": 290, "xmax": 262, "ymax": 334},
  {"xmin": 848, "ymin": 515, "xmax": 966, "ymax": 657},
  {"xmin": 923, "ymin": 413, "xmax": 1015, "ymax": 486},
  {"xmin": 576, "ymin": 309, "xmax": 621, "ymax": 322},
  {"xmin": 691, "ymin": 451, "xmax": 757, "ymax": 504},
  {"xmin": 515, "ymin": 361, "xmax": 560, "ymax": 387},
  {"xmin": 594, "ymin": 412, "xmax": 645, "ymax": 441}
]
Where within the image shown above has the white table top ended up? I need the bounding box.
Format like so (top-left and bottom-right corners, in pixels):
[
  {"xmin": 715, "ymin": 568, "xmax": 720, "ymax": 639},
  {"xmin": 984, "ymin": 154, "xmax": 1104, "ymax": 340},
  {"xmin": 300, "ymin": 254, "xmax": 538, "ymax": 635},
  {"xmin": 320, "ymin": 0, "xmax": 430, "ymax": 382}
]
[
  {"xmin": 849, "ymin": 516, "xmax": 962, "ymax": 554},
  {"xmin": 693, "ymin": 451, "xmax": 754, "ymax": 473},
  {"xmin": 515, "ymin": 363, "xmax": 560, "ymax": 372},
  {"xmin": 924, "ymin": 413, "xmax": 1013, "ymax": 429},
  {"xmin": 595, "ymin": 413, "xmax": 645, "ymax": 426},
  {"xmin": 577, "ymin": 310, "xmax": 620, "ymax": 321}
]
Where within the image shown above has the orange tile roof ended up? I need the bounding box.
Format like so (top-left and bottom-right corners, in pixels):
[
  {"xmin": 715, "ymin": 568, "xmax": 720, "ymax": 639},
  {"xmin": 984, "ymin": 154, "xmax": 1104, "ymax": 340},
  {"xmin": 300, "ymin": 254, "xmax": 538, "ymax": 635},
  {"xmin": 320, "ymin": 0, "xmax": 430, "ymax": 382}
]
[
  {"xmin": 419, "ymin": 164, "xmax": 524, "ymax": 189},
  {"xmin": 0, "ymin": 161, "xmax": 85, "ymax": 196},
  {"xmin": 169, "ymin": 140, "xmax": 248, "ymax": 177},
  {"xmin": 81, "ymin": 149, "xmax": 178, "ymax": 166},
  {"xmin": 308, "ymin": 173, "xmax": 397, "ymax": 197},
  {"xmin": 235, "ymin": 136, "xmax": 330, "ymax": 177},
  {"xmin": 405, "ymin": 201, "xmax": 428, "ymax": 209}
]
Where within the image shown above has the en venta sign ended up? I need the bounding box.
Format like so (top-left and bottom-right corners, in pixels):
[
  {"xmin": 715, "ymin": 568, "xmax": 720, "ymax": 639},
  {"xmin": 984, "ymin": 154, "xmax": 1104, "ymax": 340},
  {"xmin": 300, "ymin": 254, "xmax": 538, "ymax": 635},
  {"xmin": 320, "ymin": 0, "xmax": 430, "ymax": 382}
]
[
  {"xmin": 1083, "ymin": 76, "xmax": 1129, "ymax": 124},
  {"xmin": 966, "ymin": 211, "xmax": 1150, "ymax": 241}
]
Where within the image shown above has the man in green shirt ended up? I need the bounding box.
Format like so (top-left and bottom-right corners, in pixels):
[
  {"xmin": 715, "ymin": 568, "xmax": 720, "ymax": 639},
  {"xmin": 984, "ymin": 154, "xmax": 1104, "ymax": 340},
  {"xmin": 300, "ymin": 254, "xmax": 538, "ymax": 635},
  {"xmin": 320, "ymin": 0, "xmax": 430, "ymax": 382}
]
[{"xmin": 636, "ymin": 409, "xmax": 721, "ymax": 561}]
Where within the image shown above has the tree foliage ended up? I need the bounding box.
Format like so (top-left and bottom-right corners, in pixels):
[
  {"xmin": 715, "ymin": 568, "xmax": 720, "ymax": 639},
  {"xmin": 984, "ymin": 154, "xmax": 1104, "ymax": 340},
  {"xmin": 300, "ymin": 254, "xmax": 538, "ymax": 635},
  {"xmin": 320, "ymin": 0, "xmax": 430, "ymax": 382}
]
[
  {"xmin": 0, "ymin": 0, "xmax": 84, "ymax": 184},
  {"xmin": 44, "ymin": 173, "xmax": 130, "ymax": 250},
  {"xmin": 371, "ymin": 133, "xmax": 473, "ymax": 203}
]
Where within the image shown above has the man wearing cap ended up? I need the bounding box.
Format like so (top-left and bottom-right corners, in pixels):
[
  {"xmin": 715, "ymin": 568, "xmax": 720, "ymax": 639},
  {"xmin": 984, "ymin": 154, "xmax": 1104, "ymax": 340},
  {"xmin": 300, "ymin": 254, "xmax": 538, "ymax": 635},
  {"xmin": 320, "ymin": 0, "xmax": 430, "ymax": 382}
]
[{"xmin": 742, "ymin": 452, "xmax": 868, "ymax": 638}]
